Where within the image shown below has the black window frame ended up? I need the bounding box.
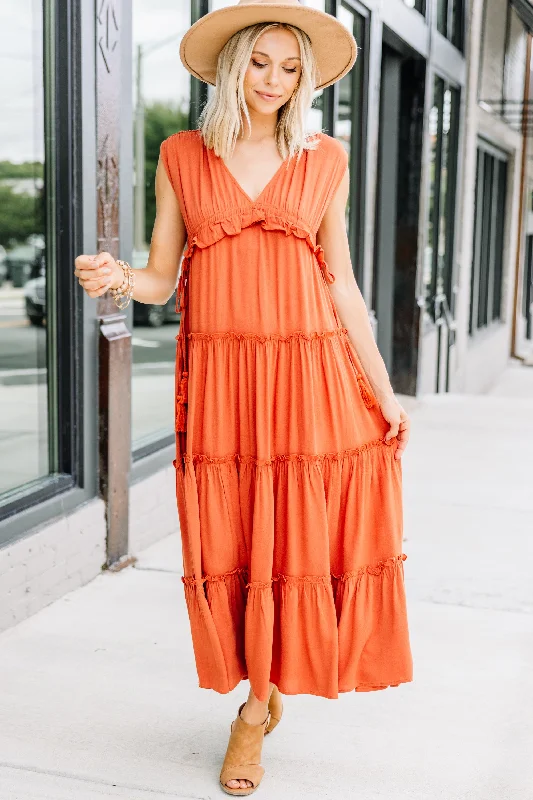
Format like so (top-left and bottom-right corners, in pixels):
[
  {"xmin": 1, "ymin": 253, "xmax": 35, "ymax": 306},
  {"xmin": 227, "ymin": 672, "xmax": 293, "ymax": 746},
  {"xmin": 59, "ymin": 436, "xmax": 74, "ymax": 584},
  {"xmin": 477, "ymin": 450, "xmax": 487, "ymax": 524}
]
[
  {"xmin": 436, "ymin": 0, "xmax": 465, "ymax": 51},
  {"xmin": 469, "ymin": 139, "xmax": 508, "ymax": 336}
]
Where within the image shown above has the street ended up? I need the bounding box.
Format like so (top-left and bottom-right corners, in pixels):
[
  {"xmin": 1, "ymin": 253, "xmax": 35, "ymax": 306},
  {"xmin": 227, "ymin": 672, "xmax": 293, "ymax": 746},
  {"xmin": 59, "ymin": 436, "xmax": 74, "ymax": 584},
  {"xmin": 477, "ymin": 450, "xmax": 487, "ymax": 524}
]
[{"xmin": 0, "ymin": 361, "xmax": 531, "ymax": 799}]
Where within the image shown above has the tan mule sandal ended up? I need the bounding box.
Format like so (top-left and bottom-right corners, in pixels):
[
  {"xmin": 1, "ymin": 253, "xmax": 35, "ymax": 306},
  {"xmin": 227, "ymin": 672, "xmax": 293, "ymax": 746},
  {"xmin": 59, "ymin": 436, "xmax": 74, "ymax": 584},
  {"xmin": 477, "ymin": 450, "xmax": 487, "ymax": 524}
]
[
  {"xmin": 265, "ymin": 685, "xmax": 283, "ymax": 736},
  {"xmin": 219, "ymin": 702, "xmax": 271, "ymax": 796}
]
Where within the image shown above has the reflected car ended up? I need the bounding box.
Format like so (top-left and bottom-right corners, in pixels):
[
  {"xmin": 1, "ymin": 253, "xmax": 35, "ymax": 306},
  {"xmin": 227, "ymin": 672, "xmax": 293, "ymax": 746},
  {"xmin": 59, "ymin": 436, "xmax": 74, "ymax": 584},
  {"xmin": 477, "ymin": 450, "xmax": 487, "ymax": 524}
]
[
  {"xmin": 5, "ymin": 242, "xmax": 44, "ymax": 287},
  {"xmin": 23, "ymin": 254, "xmax": 46, "ymax": 326},
  {"xmin": 131, "ymin": 249, "xmax": 178, "ymax": 327},
  {"xmin": 0, "ymin": 246, "xmax": 7, "ymax": 287}
]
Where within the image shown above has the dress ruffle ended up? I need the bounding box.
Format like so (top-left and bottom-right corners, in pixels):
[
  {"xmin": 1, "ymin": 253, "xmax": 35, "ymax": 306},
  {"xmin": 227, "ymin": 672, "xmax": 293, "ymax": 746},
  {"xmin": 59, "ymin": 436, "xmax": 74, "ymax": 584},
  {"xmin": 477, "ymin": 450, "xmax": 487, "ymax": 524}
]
[
  {"xmin": 173, "ymin": 440, "xmax": 411, "ymax": 701},
  {"xmin": 193, "ymin": 204, "xmax": 313, "ymax": 250},
  {"xmin": 177, "ymin": 325, "xmax": 381, "ymax": 449},
  {"xmin": 177, "ymin": 205, "xmax": 335, "ymax": 316}
]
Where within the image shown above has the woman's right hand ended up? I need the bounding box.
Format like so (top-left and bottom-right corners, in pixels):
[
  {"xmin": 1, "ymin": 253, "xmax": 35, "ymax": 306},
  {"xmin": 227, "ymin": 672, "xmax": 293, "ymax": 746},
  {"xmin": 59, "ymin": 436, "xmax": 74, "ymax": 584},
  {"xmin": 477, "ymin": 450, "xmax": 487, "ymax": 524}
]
[{"xmin": 74, "ymin": 251, "xmax": 124, "ymax": 298}]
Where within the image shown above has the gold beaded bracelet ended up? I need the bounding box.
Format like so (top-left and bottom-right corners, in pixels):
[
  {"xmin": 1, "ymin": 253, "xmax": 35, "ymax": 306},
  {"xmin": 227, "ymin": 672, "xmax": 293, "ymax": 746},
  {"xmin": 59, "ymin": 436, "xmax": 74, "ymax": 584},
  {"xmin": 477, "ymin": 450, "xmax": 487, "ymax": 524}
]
[{"xmin": 110, "ymin": 260, "xmax": 135, "ymax": 310}]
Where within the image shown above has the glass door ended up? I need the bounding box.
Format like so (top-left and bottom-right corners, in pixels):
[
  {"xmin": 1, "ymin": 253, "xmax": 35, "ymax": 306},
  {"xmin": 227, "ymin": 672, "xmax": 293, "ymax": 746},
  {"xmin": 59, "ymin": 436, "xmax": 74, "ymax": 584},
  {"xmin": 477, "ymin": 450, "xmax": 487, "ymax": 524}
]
[{"xmin": 423, "ymin": 74, "xmax": 460, "ymax": 392}]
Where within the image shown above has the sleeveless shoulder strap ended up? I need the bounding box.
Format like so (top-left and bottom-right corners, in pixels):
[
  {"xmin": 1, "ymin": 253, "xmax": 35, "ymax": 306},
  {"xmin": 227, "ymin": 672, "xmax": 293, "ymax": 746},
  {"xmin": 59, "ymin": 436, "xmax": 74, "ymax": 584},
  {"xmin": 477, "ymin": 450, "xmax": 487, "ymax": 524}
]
[
  {"xmin": 303, "ymin": 133, "xmax": 349, "ymax": 231},
  {"xmin": 159, "ymin": 129, "xmax": 204, "ymax": 234}
]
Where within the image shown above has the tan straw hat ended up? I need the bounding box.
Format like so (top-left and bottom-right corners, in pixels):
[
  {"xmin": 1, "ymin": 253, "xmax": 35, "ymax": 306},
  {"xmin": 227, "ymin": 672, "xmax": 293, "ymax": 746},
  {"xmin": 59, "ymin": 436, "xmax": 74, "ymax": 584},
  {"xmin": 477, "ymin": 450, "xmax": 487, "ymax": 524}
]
[{"xmin": 179, "ymin": 0, "xmax": 358, "ymax": 91}]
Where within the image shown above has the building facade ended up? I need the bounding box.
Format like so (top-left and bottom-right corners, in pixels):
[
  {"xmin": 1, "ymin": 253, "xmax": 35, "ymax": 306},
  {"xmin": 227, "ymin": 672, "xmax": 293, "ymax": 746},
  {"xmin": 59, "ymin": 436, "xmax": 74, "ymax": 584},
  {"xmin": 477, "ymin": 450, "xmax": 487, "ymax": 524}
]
[{"xmin": 1, "ymin": 0, "xmax": 531, "ymax": 630}]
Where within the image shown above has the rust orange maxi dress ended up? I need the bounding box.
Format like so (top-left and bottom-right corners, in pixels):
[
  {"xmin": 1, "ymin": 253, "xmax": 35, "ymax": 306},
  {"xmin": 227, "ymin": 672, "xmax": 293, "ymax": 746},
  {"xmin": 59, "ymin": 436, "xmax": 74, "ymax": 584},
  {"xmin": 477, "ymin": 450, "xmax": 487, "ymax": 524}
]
[{"xmin": 160, "ymin": 128, "xmax": 413, "ymax": 703}]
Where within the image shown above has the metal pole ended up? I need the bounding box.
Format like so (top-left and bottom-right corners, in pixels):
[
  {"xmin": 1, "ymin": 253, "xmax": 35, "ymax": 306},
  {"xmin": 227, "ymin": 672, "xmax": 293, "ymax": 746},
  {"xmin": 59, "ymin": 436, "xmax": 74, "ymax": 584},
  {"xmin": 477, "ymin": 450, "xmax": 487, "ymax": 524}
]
[
  {"xmin": 95, "ymin": 0, "xmax": 134, "ymax": 569},
  {"xmin": 189, "ymin": 0, "xmax": 209, "ymax": 128}
]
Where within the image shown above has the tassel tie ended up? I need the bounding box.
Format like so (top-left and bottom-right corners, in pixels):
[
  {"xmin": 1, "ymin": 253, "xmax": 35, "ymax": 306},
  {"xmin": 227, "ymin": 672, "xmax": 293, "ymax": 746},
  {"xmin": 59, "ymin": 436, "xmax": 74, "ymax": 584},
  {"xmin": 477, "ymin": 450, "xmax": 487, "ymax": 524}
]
[
  {"xmin": 176, "ymin": 237, "xmax": 196, "ymax": 314},
  {"xmin": 356, "ymin": 374, "xmax": 376, "ymax": 408},
  {"xmin": 312, "ymin": 243, "xmax": 336, "ymax": 284},
  {"xmin": 175, "ymin": 237, "xmax": 197, "ymax": 432}
]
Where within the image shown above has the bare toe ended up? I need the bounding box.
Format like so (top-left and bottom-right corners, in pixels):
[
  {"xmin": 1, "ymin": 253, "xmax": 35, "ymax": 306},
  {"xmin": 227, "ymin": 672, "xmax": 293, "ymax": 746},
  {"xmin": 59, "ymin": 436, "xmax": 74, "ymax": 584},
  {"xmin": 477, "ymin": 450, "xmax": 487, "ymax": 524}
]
[{"xmin": 225, "ymin": 778, "xmax": 253, "ymax": 790}]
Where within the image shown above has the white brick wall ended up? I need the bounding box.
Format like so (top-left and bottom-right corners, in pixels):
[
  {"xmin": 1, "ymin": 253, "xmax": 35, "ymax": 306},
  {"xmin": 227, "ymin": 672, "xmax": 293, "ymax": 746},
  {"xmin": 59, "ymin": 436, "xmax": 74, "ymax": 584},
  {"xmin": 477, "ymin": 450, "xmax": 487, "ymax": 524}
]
[
  {"xmin": 479, "ymin": 0, "xmax": 526, "ymax": 111},
  {"xmin": 479, "ymin": 0, "xmax": 507, "ymax": 103},
  {"xmin": 0, "ymin": 500, "xmax": 106, "ymax": 633},
  {"xmin": 504, "ymin": 8, "xmax": 527, "ymax": 106},
  {"xmin": 128, "ymin": 462, "xmax": 179, "ymax": 554},
  {"xmin": 0, "ymin": 462, "xmax": 181, "ymax": 635}
]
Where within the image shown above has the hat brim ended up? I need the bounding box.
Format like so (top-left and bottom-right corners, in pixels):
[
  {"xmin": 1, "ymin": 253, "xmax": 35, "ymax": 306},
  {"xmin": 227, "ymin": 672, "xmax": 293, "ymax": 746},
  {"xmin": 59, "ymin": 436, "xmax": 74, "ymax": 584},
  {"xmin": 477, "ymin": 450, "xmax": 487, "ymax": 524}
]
[{"xmin": 179, "ymin": 3, "xmax": 357, "ymax": 91}]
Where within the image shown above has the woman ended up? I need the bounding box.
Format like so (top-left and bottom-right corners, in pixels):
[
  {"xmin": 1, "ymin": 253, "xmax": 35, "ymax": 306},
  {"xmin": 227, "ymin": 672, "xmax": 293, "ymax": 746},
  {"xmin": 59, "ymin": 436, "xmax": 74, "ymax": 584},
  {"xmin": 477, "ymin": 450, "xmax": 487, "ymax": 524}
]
[{"xmin": 75, "ymin": 0, "xmax": 413, "ymax": 795}]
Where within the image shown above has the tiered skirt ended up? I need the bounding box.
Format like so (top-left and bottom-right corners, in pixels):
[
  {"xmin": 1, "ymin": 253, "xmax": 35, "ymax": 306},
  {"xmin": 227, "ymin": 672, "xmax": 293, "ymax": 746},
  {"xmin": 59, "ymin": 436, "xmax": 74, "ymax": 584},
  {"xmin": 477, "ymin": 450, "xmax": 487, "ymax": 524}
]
[{"xmin": 173, "ymin": 325, "xmax": 413, "ymax": 702}]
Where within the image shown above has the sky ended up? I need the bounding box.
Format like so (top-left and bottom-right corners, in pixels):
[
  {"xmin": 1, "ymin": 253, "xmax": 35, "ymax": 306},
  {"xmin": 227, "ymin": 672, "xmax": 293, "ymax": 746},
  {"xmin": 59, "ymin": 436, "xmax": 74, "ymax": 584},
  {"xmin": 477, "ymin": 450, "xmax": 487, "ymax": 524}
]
[{"xmin": 0, "ymin": 2, "xmax": 44, "ymax": 163}]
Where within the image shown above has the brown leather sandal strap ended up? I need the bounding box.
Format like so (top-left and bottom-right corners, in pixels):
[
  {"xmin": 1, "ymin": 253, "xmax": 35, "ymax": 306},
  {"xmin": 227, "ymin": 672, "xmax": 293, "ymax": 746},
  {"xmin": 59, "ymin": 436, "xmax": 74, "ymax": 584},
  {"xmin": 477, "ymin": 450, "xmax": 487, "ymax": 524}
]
[{"xmin": 220, "ymin": 711, "xmax": 269, "ymax": 790}]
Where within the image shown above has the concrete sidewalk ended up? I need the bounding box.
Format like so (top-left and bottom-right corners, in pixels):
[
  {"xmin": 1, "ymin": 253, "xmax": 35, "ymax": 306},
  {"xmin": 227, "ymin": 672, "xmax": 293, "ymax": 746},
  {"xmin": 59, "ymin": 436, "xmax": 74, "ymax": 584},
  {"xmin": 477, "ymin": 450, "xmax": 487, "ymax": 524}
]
[{"xmin": 0, "ymin": 361, "xmax": 532, "ymax": 800}]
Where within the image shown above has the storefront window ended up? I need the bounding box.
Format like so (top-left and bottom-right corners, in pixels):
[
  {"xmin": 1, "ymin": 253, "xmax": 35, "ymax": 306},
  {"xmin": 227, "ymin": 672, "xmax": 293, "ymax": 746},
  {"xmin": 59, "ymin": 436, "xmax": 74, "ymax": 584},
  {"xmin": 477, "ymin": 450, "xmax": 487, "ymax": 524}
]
[
  {"xmin": 469, "ymin": 145, "xmax": 507, "ymax": 334},
  {"xmin": 131, "ymin": 0, "xmax": 191, "ymax": 450},
  {"xmin": 0, "ymin": 3, "xmax": 48, "ymax": 496},
  {"xmin": 437, "ymin": 0, "xmax": 464, "ymax": 50}
]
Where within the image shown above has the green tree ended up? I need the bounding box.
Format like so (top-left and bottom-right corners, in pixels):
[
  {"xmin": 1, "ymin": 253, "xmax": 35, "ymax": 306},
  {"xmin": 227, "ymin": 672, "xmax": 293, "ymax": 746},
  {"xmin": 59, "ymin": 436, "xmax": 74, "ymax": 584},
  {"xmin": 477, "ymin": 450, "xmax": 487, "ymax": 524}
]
[
  {"xmin": 143, "ymin": 100, "xmax": 189, "ymax": 243},
  {"xmin": 0, "ymin": 185, "xmax": 45, "ymax": 249},
  {"xmin": 0, "ymin": 161, "xmax": 44, "ymax": 180}
]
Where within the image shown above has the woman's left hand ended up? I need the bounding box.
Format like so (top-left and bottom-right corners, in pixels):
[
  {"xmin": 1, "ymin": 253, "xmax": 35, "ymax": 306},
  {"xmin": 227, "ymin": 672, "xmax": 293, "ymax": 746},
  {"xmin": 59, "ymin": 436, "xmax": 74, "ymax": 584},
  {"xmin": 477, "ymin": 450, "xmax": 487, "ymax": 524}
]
[{"xmin": 377, "ymin": 394, "xmax": 410, "ymax": 460}]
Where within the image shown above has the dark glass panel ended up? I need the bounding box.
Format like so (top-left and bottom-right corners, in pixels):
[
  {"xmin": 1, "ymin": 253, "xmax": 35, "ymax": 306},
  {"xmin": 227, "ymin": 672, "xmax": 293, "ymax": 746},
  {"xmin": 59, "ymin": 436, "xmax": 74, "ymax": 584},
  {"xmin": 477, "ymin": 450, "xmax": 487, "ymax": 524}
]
[{"xmin": 131, "ymin": 0, "xmax": 191, "ymax": 450}]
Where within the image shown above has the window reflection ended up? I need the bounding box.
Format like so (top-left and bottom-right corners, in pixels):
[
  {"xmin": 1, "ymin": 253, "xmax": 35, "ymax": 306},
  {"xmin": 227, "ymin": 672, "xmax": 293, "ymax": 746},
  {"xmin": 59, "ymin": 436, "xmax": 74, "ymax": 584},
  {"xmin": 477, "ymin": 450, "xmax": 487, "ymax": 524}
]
[
  {"xmin": 424, "ymin": 81, "xmax": 440, "ymax": 311},
  {"xmin": 336, "ymin": 4, "xmax": 364, "ymax": 270},
  {"xmin": 424, "ymin": 76, "xmax": 460, "ymax": 320},
  {"xmin": 0, "ymin": 3, "xmax": 48, "ymax": 495},
  {"xmin": 131, "ymin": 0, "xmax": 191, "ymax": 449}
]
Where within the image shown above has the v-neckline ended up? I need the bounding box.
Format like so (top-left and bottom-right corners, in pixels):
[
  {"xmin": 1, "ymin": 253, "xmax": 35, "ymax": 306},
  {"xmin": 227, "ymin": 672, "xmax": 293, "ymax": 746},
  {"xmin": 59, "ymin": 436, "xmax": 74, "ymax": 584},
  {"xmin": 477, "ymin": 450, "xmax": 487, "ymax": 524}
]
[{"xmin": 217, "ymin": 148, "xmax": 291, "ymax": 205}]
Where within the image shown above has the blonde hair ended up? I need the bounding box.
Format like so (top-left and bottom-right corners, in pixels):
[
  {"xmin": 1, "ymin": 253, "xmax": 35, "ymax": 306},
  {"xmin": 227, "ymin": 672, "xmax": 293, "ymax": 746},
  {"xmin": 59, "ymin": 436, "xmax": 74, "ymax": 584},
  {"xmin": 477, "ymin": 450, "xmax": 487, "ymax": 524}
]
[{"xmin": 199, "ymin": 22, "xmax": 320, "ymax": 161}]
